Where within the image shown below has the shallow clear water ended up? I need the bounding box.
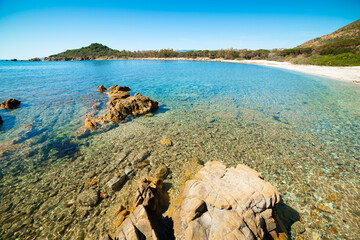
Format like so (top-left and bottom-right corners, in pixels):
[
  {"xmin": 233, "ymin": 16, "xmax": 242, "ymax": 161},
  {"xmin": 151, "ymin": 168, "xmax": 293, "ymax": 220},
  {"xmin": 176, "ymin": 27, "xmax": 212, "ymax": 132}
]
[{"xmin": 0, "ymin": 60, "xmax": 359, "ymax": 239}]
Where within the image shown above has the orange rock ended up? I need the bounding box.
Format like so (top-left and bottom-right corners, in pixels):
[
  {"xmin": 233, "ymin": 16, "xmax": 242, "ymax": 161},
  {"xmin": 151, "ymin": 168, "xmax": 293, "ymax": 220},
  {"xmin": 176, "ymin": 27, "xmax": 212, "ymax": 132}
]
[
  {"xmin": 160, "ymin": 139, "xmax": 172, "ymax": 146},
  {"xmin": 316, "ymin": 205, "xmax": 334, "ymax": 214},
  {"xmin": 84, "ymin": 118, "xmax": 97, "ymax": 129},
  {"xmin": 328, "ymin": 227, "xmax": 338, "ymax": 234},
  {"xmin": 100, "ymin": 192, "xmax": 108, "ymax": 199}
]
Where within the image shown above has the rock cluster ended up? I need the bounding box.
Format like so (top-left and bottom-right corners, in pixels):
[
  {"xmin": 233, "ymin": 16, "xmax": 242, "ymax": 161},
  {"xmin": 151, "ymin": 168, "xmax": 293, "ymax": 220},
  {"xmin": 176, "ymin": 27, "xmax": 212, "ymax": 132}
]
[
  {"xmin": 172, "ymin": 161, "xmax": 282, "ymax": 239},
  {"xmin": 0, "ymin": 98, "xmax": 21, "ymax": 110},
  {"xmin": 85, "ymin": 85, "xmax": 158, "ymax": 129},
  {"xmin": 110, "ymin": 161, "xmax": 284, "ymax": 240}
]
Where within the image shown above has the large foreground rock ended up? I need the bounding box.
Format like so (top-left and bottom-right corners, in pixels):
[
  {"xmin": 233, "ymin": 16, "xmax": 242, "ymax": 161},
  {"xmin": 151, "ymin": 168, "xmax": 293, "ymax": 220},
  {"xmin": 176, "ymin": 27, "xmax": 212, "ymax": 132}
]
[
  {"xmin": 172, "ymin": 161, "xmax": 281, "ymax": 240},
  {"xmin": 0, "ymin": 98, "xmax": 21, "ymax": 110}
]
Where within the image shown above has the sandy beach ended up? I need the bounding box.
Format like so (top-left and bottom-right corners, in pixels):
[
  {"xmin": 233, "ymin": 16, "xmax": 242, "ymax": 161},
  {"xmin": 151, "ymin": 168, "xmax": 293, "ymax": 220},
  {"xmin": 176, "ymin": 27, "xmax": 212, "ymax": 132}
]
[
  {"xmin": 230, "ymin": 60, "xmax": 360, "ymax": 83},
  {"xmin": 135, "ymin": 58, "xmax": 360, "ymax": 83}
]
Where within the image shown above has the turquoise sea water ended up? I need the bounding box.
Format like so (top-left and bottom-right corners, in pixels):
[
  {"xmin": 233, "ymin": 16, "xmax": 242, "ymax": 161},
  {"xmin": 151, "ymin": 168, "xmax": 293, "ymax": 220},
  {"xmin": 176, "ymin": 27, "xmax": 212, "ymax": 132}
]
[{"xmin": 0, "ymin": 60, "xmax": 359, "ymax": 239}]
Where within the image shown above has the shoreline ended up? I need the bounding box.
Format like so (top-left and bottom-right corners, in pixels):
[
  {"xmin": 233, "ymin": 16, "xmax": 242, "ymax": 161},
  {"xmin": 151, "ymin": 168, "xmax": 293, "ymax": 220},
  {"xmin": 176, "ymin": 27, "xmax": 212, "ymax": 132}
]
[
  {"xmin": 134, "ymin": 58, "xmax": 360, "ymax": 83},
  {"xmin": 11, "ymin": 57, "xmax": 360, "ymax": 83}
]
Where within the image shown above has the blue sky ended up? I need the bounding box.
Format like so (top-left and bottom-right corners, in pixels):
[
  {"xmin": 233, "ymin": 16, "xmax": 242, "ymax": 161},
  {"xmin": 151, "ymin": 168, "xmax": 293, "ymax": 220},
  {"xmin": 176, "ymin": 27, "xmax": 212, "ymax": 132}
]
[{"xmin": 0, "ymin": 0, "xmax": 359, "ymax": 59}]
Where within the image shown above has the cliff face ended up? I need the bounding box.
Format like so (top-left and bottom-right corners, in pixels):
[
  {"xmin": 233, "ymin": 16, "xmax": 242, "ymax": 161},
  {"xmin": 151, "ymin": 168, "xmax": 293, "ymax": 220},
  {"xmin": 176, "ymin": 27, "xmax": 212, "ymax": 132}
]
[{"xmin": 299, "ymin": 19, "xmax": 360, "ymax": 48}]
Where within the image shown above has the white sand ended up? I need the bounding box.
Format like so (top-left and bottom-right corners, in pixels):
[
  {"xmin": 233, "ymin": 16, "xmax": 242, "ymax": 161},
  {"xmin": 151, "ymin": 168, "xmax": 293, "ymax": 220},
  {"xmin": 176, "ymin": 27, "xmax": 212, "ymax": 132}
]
[
  {"xmin": 135, "ymin": 58, "xmax": 360, "ymax": 83},
  {"xmin": 223, "ymin": 60, "xmax": 360, "ymax": 83}
]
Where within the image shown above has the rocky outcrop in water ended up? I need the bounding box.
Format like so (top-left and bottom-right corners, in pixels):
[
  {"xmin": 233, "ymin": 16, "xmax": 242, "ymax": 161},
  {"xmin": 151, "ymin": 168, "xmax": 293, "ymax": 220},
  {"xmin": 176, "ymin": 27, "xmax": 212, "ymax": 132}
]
[
  {"xmin": 0, "ymin": 98, "xmax": 21, "ymax": 110},
  {"xmin": 110, "ymin": 161, "xmax": 284, "ymax": 240},
  {"xmin": 28, "ymin": 58, "xmax": 41, "ymax": 61},
  {"xmin": 172, "ymin": 161, "xmax": 282, "ymax": 239},
  {"xmin": 85, "ymin": 85, "xmax": 158, "ymax": 129},
  {"xmin": 97, "ymin": 85, "xmax": 107, "ymax": 93}
]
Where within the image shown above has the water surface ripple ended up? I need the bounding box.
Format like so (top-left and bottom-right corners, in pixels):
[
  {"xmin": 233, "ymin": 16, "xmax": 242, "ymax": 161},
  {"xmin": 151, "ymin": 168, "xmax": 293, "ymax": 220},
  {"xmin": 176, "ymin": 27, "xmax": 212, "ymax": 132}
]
[{"xmin": 0, "ymin": 60, "xmax": 359, "ymax": 239}]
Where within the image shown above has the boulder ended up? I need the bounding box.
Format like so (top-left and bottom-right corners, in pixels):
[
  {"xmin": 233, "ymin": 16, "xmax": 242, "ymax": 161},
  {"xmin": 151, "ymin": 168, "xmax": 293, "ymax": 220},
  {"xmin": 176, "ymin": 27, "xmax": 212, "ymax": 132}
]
[
  {"xmin": 0, "ymin": 98, "xmax": 21, "ymax": 110},
  {"xmin": 97, "ymin": 85, "xmax": 107, "ymax": 93},
  {"xmin": 84, "ymin": 85, "xmax": 158, "ymax": 128},
  {"xmin": 172, "ymin": 161, "xmax": 282, "ymax": 240},
  {"xmin": 76, "ymin": 189, "xmax": 99, "ymax": 207},
  {"xmin": 106, "ymin": 92, "xmax": 158, "ymax": 121}
]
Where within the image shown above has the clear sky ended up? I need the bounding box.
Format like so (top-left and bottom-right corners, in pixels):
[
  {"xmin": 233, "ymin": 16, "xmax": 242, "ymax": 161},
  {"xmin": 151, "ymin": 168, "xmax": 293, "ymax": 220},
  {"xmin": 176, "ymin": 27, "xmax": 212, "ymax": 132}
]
[{"xmin": 0, "ymin": 0, "xmax": 359, "ymax": 59}]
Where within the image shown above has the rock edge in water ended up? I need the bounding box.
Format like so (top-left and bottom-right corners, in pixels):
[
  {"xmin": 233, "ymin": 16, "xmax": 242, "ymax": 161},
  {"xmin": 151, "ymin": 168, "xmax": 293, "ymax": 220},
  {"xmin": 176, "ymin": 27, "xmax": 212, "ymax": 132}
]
[
  {"xmin": 85, "ymin": 85, "xmax": 158, "ymax": 129},
  {"xmin": 109, "ymin": 161, "xmax": 286, "ymax": 240},
  {"xmin": 0, "ymin": 98, "xmax": 21, "ymax": 110}
]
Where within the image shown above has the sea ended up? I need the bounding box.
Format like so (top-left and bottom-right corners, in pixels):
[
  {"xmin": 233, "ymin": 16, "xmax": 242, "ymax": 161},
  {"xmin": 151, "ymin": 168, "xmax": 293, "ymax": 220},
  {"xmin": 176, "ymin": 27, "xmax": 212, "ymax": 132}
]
[{"xmin": 0, "ymin": 60, "xmax": 359, "ymax": 239}]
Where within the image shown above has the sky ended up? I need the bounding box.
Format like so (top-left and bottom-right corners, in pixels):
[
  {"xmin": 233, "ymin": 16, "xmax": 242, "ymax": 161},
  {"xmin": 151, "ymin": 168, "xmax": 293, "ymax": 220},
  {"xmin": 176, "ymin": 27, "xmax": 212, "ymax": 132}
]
[{"xmin": 0, "ymin": 0, "xmax": 359, "ymax": 59}]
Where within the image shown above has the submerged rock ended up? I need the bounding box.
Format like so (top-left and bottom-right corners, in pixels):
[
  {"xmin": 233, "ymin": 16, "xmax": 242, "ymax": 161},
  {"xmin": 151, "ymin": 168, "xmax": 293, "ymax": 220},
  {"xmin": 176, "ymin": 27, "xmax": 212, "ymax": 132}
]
[
  {"xmin": 106, "ymin": 173, "xmax": 127, "ymax": 192},
  {"xmin": 0, "ymin": 115, "xmax": 2, "ymax": 124},
  {"xmin": 172, "ymin": 161, "xmax": 282, "ymax": 240},
  {"xmin": 0, "ymin": 98, "xmax": 21, "ymax": 110},
  {"xmin": 77, "ymin": 189, "xmax": 99, "ymax": 207}
]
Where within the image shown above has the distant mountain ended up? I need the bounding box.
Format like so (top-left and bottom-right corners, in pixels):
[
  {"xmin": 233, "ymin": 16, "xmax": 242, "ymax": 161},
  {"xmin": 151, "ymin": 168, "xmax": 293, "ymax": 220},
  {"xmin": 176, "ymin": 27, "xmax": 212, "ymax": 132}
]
[
  {"xmin": 299, "ymin": 19, "xmax": 360, "ymax": 48},
  {"xmin": 43, "ymin": 43, "xmax": 120, "ymax": 61}
]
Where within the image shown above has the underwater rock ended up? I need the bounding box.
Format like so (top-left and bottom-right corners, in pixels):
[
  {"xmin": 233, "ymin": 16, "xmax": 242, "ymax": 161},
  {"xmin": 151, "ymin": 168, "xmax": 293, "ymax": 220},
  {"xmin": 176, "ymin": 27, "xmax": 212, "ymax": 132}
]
[
  {"xmin": 97, "ymin": 85, "xmax": 107, "ymax": 93},
  {"xmin": 291, "ymin": 221, "xmax": 306, "ymax": 234},
  {"xmin": 77, "ymin": 189, "xmax": 99, "ymax": 207},
  {"xmin": 0, "ymin": 115, "xmax": 2, "ymax": 124},
  {"xmin": 160, "ymin": 139, "xmax": 172, "ymax": 146},
  {"xmin": 155, "ymin": 165, "xmax": 168, "ymax": 180},
  {"xmin": 172, "ymin": 161, "xmax": 282, "ymax": 240},
  {"xmin": 106, "ymin": 173, "xmax": 127, "ymax": 192},
  {"xmin": 0, "ymin": 98, "xmax": 21, "ymax": 110}
]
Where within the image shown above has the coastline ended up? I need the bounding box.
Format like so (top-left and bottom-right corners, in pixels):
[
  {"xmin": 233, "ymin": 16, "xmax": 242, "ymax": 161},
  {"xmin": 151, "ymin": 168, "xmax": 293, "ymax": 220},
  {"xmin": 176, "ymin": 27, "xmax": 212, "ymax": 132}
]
[
  {"xmin": 134, "ymin": 57, "xmax": 360, "ymax": 83},
  {"xmin": 15, "ymin": 57, "xmax": 360, "ymax": 83},
  {"xmin": 229, "ymin": 59, "xmax": 360, "ymax": 83}
]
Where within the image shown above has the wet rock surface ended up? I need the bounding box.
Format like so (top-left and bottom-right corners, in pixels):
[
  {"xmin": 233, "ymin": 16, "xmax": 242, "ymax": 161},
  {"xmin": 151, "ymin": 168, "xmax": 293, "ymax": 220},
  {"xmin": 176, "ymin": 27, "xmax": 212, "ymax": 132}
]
[
  {"xmin": 98, "ymin": 85, "xmax": 107, "ymax": 93},
  {"xmin": 0, "ymin": 98, "xmax": 21, "ymax": 110},
  {"xmin": 172, "ymin": 161, "xmax": 282, "ymax": 240}
]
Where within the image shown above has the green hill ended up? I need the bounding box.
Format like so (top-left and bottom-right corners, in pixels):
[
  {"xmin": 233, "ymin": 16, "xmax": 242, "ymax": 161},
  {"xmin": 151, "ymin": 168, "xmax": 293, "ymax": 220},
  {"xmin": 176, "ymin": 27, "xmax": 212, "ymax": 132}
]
[
  {"xmin": 43, "ymin": 43, "xmax": 120, "ymax": 61},
  {"xmin": 299, "ymin": 19, "xmax": 360, "ymax": 48}
]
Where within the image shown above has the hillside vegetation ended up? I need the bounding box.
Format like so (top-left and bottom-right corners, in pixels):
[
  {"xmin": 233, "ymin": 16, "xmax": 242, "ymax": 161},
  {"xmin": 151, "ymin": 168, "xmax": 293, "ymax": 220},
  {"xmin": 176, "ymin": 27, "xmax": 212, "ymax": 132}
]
[
  {"xmin": 43, "ymin": 43, "xmax": 120, "ymax": 61},
  {"xmin": 299, "ymin": 19, "xmax": 360, "ymax": 48},
  {"xmin": 43, "ymin": 19, "xmax": 360, "ymax": 66}
]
